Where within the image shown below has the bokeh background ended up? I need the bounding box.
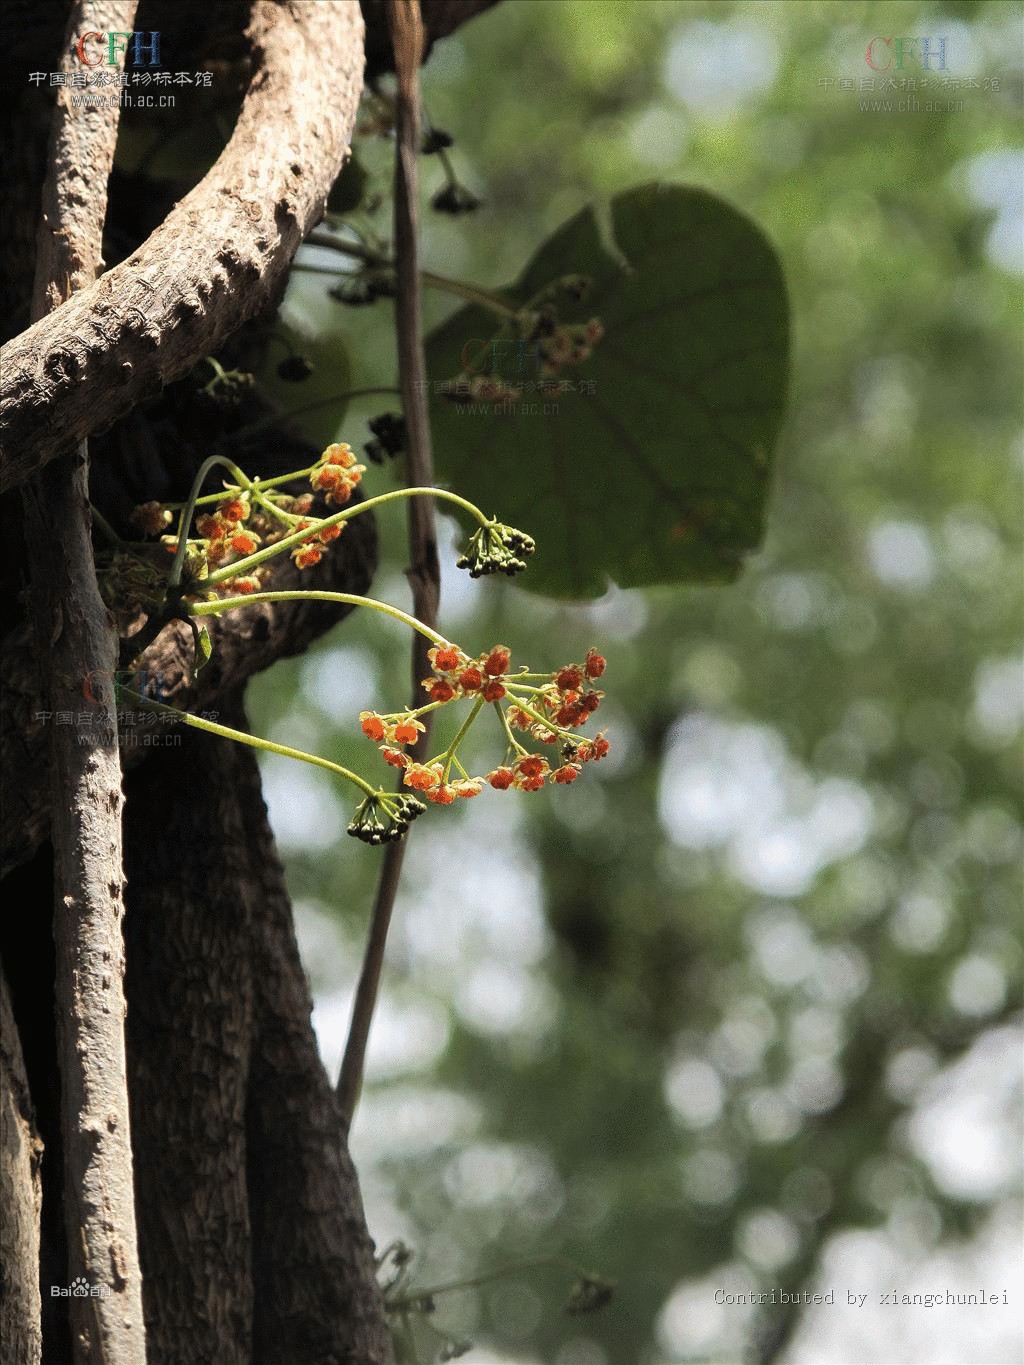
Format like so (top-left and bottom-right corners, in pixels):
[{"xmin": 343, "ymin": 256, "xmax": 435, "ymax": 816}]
[{"xmin": 246, "ymin": 3, "xmax": 1023, "ymax": 1361}]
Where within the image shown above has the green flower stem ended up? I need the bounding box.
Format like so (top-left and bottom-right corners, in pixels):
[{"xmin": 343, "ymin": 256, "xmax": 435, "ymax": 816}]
[
  {"xmin": 90, "ymin": 505, "xmax": 124, "ymax": 548},
  {"xmin": 305, "ymin": 231, "xmax": 388, "ymax": 268},
  {"xmin": 419, "ymin": 269, "xmax": 518, "ymax": 319},
  {"xmin": 437, "ymin": 694, "xmax": 485, "ymax": 780},
  {"xmin": 167, "ymin": 467, "xmax": 315, "ymax": 509},
  {"xmin": 494, "ymin": 700, "xmax": 528, "ymax": 756},
  {"xmin": 190, "ymin": 591, "xmax": 451, "ymax": 650},
  {"xmin": 386, "ymin": 1256, "xmax": 600, "ymax": 1313},
  {"xmin": 169, "ymin": 454, "xmax": 250, "ymax": 587},
  {"xmin": 302, "ymin": 231, "xmax": 518, "ymax": 320},
  {"xmin": 340, "ymin": 485, "xmax": 492, "ymax": 529},
  {"xmin": 386, "ymin": 699, "xmax": 447, "ymax": 722},
  {"xmin": 201, "ymin": 485, "xmax": 492, "ymax": 588},
  {"xmin": 251, "ymin": 491, "xmax": 298, "ymax": 528},
  {"xmin": 201, "ymin": 505, "xmax": 353, "ymax": 585},
  {"xmin": 120, "ymin": 691, "xmax": 377, "ymax": 798},
  {"xmin": 202, "ymin": 355, "xmax": 228, "ymax": 387},
  {"xmin": 504, "ymin": 693, "xmax": 574, "ymax": 740}
]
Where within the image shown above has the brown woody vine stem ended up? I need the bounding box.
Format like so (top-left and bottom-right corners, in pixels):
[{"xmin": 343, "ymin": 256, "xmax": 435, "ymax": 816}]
[
  {"xmin": 20, "ymin": 4, "xmax": 147, "ymax": 1361},
  {"xmin": 0, "ymin": 1, "xmax": 365, "ymax": 493},
  {"xmin": 338, "ymin": 0, "xmax": 437, "ymax": 1128}
]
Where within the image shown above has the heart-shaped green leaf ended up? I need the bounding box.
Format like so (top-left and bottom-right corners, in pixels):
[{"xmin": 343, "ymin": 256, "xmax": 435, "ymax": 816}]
[{"xmin": 426, "ymin": 183, "xmax": 789, "ymax": 598}]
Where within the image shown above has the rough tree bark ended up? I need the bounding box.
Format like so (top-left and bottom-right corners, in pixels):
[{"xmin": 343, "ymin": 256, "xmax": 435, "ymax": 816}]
[
  {"xmin": 1, "ymin": 970, "xmax": 43, "ymax": 1365},
  {"xmin": 21, "ymin": 3, "xmax": 146, "ymax": 1359},
  {"xmin": 0, "ymin": 0, "xmax": 365, "ymax": 491},
  {"xmin": 1, "ymin": 0, "xmax": 503, "ymax": 1359}
]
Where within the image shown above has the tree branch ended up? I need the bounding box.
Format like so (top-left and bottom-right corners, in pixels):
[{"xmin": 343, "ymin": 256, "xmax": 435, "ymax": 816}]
[
  {"xmin": 338, "ymin": 0, "xmax": 439, "ymax": 1129},
  {"xmin": 361, "ymin": 0, "xmax": 502, "ymax": 75},
  {"xmin": 0, "ymin": 0, "xmax": 365, "ymax": 493},
  {"xmin": 20, "ymin": 3, "xmax": 146, "ymax": 1360}
]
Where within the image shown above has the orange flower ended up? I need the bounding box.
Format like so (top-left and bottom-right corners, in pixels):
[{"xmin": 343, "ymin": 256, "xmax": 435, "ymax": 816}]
[
  {"xmin": 428, "ymin": 679, "xmax": 456, "ymax": 703},
  {"xmin": 552, "ymin": 765, "xmax": 580, "ymax": 784},
  {"xmin": 585, "ymin": 649, "xmax": 606, "ymax": 678},
  {"xmin": 381, "ymin": 747, "xmax": 410, "ymax": 769},
  {"xmin": 515, "ymin": 755, "xmax": 548, "ymax": 779},
  {"xmin": 484, "ymin": 646, "xmax": 511, "ymax": 676},
  {"xmin": 432, "ymin": 645, "xmax": 462, "ymax": 673},
  {"xmin": 230, "ymin": 531, "xmax": 259, "ymax": 554},
  {"xmin": 294, "ymin": 545, "xmax": 322, "ymax": 570},
  {"xmin": 323, "ymin": 442, "xmax": 357, "ymax": 467},
  {"xmin": 458, "ymin": 666, "xmax": 483, "ymax": 692},
  {"xmin": 392, "ymin": 720, "xmax": 423, "ymax": 745},
  {"xmin": 360, "ymin": 712, "xmax": 386, "ymax": 741},
  {"xmin": 427, "ymin": 785, "xmax": 457, "ymax": 805},
  {"xmin": 452, "ymin": 779, "xmax": 483, "ymax": 799},
  {"xmin": 404, "ymin": 763, "xmax": 442, "ymax": 791},
  {"xmin": 220, "ymin": 498, "xmax": 248, "ymax": 523},
  {"xmin": 488, "ymin": 767, "xmax": 515, "ymax": 790},
  {"xmin": 556, "ymin": 665, "xmax": 583, "ymax": 692},
  {"xmin": 482, "ymin": 680, "xmax": 506, "ymax": 703},
  {"xmin": 234, "ymin": 576, "xmax": 261, "ymax": 594},
  {"xmin": 319, "ymin": 523, "xmax": 343, "ymax": 542}
]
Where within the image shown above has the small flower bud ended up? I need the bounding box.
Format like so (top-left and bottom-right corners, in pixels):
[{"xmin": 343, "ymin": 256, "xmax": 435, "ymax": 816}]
[{"xmin": 130, "ymin": 501, "xmax": 173, "ymax": 536}]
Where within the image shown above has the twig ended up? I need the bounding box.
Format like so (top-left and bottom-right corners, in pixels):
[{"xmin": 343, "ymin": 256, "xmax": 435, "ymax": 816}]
[
  {"xmin": 19, "ymin": 3, "xmax": 147, "ymax": 1361},
  {"xmin": 338, "ymin": 0, "xmax": 436, "ymax": 1128}
]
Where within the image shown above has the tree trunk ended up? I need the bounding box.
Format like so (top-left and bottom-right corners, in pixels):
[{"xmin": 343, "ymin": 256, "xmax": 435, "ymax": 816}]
[
  {"xmin": 1, "ymin": 969, "xmax": 43, "ymax": 1365},
  {"xmin": 1, "ymin": 0, "xmax": 504, "ymax": 1357}
]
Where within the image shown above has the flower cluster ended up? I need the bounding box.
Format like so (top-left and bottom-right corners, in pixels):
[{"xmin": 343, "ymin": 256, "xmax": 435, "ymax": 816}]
[
  {"xmin": 357, "ymin": 642, "xmax": 610, "ymax": 818},
  {"xmin": 420, "ymin": 643, "xmax": 515, "ymax": 704},
  {"xmin": 347, "ymin": 791, "xmax": 427, "ymax": 845},
  {"xmin": 456, "ymin": 520, "xmax": 536, "ymax": 579},
  {"xmin": 439, "ymin": 310, "xmax": 604, "ymax": 407},
  {"xmin": 532, "ymin": 316, "xmax": 604, "ymax": 381},
  {"xmin": 360, "ymin": 712, "xmax": 426, "ymax": 745},
  {"xmin": 143, "ymin": 494, "xmax": 271, "ymax": 586},
  {"xmin": 130, "ymin": 440, "xmax": 370, "ymax": 596},
  {"xmin": 308, "ymin": 443, "xmax": 366, "ymax": 507}
]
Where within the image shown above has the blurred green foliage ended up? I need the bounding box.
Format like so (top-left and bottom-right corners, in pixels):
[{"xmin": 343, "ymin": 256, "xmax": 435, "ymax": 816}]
[{"xmin": 248, "ymin": 3, "xmax": 1022, "ymax": 1361}]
